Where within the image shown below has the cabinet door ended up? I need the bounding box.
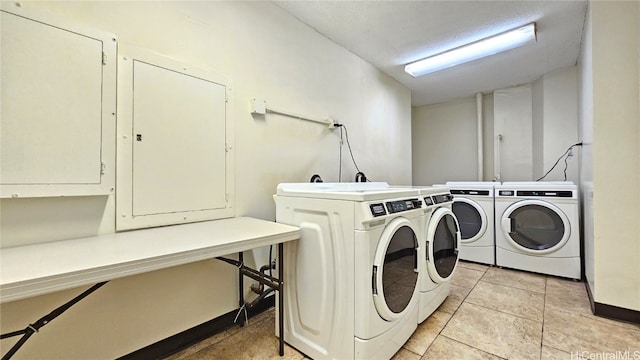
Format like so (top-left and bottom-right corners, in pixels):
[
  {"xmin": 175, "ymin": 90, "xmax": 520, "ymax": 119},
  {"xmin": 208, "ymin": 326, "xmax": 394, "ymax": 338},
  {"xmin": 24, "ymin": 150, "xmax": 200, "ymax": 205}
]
[
  {"xmin": 117, "ymin": 47, "xmax": 234, "ymax": 230},
  {"xmin": 0, "ymin": 4, "xmax": 116, "ymax": 198}
]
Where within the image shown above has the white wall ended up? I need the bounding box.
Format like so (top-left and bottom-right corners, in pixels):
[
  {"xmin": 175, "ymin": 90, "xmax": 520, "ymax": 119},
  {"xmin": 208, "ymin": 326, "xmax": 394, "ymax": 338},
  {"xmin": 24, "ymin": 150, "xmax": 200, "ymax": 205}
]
[
  {"xmin": 413, "ymin": 68, "xmax": 578, "ymax": 185},
  {"xmin": 540, "ymin": 67, "xmax": 580, "ymax": 183},
  {"xmin": 412, "ymin": 96, "xmax": 479, "ymax": 186},
  {"xmin": 0, "ymin": 1, "xmax": 412, "ymax": 358},
  {"xmin": 532, "ymin": 67, "xmax": 580, "ymax": 183},
  {"xmin": 580, "ymin": 1, "xmax": 640, "ymax": 312},
  {"xmin": 578, "ymin": 2, "xmax": 595, "ymax": 295}
]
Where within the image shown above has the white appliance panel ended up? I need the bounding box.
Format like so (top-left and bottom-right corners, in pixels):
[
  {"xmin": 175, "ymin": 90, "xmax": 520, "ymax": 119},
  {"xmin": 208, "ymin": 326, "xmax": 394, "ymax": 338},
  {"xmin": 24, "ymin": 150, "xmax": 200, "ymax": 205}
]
[
  {"xmin": 276, "ymin": 184, "xmax": 427, "ymax": 359},
  {"xmin": 494, "ymin": 182, "xmax": 580, "ymax": 279},
  {"xmin": 444, "ymin": 181, "xmax": 496, "ymax": 265},
  {"xmin": 415, "ymin": 187, "xmax": 460, "ymax": 323},
  {"xmin": 278, "ymin": 198, "xmax": 355, "ymax": 359}
]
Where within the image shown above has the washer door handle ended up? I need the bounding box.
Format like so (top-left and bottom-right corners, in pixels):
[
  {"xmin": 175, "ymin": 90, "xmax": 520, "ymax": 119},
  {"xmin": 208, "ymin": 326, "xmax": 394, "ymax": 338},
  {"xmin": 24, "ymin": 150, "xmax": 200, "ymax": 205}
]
[
  {"xmin": 425, "ymin": 241, "xmax": 429, "ymax": 261},
  {"xmin": 372, "ymin": 266, "xmax": 378, "ymax": 295},
  {"xmin": 501, "ymin": 217, "xmax": 512, "ymax": 234}
]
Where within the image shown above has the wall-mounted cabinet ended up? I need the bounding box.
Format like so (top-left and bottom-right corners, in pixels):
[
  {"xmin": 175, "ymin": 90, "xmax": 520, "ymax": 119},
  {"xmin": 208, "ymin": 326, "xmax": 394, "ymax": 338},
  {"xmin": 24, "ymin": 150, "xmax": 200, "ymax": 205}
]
[
  {"xmin": 116, "ymin": 47, "xmax": 235, "ymax": 231},
  {"xmin": 0, "ymin": 3, "xmax": 116, "ymax": 198}
]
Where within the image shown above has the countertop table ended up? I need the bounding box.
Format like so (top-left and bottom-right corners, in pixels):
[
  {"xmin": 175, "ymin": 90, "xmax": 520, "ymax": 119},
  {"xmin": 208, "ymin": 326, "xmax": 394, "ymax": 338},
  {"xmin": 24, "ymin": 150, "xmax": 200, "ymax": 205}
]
[{"xmin": 0, "ymin": 217, "xmax": 300, "ymax": 358}]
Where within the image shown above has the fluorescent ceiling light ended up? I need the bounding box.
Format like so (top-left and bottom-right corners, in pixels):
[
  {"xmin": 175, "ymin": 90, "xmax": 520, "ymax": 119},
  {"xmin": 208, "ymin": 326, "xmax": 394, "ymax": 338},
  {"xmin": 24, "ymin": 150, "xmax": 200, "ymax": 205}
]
[{"xmin": 404, "ymin": 23, "xmax": 536, "ymax": 77}]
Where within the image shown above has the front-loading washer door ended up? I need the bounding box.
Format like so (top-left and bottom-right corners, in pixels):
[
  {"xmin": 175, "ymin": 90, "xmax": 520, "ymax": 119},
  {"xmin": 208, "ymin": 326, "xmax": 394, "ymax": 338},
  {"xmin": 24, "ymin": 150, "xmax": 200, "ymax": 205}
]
[
  {"xmin": 451, "ymin": 198, "xmax": 487, "ymax": 243},
  {"xmin": 500, "ymin": 199, "xmax": 570, "ymax": 254},
  {"xmin": 372, "ymin": 217, "xmax": 418, "ymax": 321},
  {"xmin": 426, "ymin": 207, "xmax": 461, "ymax": 283}
]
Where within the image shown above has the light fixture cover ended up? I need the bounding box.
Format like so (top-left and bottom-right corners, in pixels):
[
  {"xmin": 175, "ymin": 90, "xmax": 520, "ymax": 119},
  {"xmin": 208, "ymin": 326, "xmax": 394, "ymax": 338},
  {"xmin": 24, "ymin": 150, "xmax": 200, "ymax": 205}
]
[{"xmin": 405, "ymin": 23, "xmax": 536, "ymax": 77}]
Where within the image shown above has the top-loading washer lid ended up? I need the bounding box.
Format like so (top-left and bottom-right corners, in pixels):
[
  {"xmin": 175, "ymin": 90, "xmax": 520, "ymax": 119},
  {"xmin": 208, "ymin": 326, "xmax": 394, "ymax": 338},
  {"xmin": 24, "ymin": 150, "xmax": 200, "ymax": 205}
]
[{"xmin": 276, "ymin": 182, "xmax": 421, "ymax": 201}]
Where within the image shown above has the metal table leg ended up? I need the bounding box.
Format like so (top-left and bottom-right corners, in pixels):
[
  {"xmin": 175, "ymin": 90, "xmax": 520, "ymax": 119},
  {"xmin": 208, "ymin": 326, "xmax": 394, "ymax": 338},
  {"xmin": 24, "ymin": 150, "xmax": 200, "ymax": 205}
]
[
  {"xmin": 217, "ymin": 245, "xmax": 285, "ymax": 356},
  {"xmin": 238, "ymin": 252, "xmax": 245, "ymax": 326},
  {"xmin": 278, "ymin": 242, "xmax": 284, "ymax": 356}
]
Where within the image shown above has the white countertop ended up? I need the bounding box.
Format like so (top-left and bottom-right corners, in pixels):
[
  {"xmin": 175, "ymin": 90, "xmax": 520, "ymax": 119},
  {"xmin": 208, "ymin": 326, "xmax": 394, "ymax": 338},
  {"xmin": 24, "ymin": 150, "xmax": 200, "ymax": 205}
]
[{"xmin": 0, "ymin": 217, "xmax": 300, "ymax": 303}]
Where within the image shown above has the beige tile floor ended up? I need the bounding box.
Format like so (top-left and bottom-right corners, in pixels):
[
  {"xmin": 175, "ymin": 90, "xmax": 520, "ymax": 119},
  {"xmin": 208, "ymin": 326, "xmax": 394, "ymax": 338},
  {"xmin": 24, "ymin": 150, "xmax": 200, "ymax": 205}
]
[{"xmin": 166, "ymin": 261, "xmax": 640, "ymax": 360}]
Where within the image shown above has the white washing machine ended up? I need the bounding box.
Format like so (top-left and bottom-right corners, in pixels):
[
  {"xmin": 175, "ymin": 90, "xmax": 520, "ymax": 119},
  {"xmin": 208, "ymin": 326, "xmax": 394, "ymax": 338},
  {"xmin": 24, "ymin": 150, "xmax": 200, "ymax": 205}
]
[
  {"xmin": 275, "ymin": 182, "xmax": 423, "ymax": 360},
  {"xmin": 444, "ymin": 181, "xmax": 496, "ymax": 266},
  {"xmin": 416, "ymin": 187, "xmax": 461, "ymax": 323},
  {"xmin": 494, "ymin": 181, "xmax": 581, "ymax": 279}
]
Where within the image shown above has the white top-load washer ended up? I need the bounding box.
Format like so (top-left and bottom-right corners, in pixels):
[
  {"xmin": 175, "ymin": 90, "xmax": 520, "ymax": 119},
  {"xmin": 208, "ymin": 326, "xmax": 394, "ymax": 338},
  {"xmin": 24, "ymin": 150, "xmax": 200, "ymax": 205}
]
[
  {"xmin": 415, "ymin": 186, "xmax": 461, "ymax": 323},
  {"xmin": 275, "ymin": 182, "xmax": 424, "ymax": 360},
  {"xmin": 443, "ymin": 181, "xmax": 496, "ymax": 266},
  {"xmin": 494, "ymin": 181, "xmax": 580, "ymax": 279}
]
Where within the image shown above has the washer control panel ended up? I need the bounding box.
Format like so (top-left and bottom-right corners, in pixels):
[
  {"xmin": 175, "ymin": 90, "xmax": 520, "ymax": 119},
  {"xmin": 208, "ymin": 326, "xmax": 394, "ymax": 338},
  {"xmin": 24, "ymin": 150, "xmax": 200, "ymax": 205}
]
[
  {"xmin": 369, "ymin": 203, "xmax": 387, "ymax": 217},
  {"xmin": 369, "ymin": 198, "xmax": 422, "ymax": 217},
  {"xmin": 432, "ymin": 193, "xmax": 454, "ymax": 204}
]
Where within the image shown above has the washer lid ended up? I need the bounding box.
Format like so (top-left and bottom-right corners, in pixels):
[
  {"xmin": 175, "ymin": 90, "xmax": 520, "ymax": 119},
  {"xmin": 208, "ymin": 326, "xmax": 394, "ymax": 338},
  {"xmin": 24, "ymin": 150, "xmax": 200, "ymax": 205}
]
[{"xmin": 276, "ymin": 182, "xmax": 420, "ymax": 201}]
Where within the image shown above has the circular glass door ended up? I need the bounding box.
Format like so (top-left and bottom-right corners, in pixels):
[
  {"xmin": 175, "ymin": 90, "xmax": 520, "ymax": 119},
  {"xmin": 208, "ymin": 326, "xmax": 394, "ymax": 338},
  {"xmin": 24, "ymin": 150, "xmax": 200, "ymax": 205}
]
[
  {"xmin": 426, "ymin": 208, "xmax": 461, "ymax": 283},
  {"xmin": 500, "ymin": 199, "xmax": 570, "ymax": 254},
  {"xmin": 452, "ymin": 198, "xmax": 487, "ymax": 243},
  {"xmin": 372, "ymin": 217, "xmax": 418, "ymax": 321}
]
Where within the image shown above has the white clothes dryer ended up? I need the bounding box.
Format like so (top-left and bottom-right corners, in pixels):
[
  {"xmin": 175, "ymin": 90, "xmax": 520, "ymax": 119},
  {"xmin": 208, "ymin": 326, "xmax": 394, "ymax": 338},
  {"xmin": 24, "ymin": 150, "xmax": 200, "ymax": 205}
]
[
  {"xmin": 275, "ymin": 182, "xmax": 423, "ymax": 360},
  {"xmin": 494, "ymin": 181, "xmax": 580, "ymax": 279},
  {"xmin": 416, "ymin": 187, "xmax": 461, "ymax": 323},
  {"xmin": 444, "ymin": 181, "xmax": 496, "ymax": 266}
]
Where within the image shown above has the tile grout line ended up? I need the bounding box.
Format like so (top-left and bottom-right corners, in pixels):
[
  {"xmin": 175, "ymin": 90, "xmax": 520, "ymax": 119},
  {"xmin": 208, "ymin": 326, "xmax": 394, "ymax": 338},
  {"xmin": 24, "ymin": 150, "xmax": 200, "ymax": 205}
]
[
  {"xmin": 424, "ymin": 276, "xmax": 479, "ymax": 357},
  {"xmin": 479, "ymin": 278, "xmax": 546, "ymax": 295},
  {"xmin": 539, "ymin": 275, "xmax": 548, "ymax": 360},
  {"xmin": 462, "ymin": 297, "xmax": 545, "ymax": 325},
  {"xmin": 462, "ymin": 270, "xmax": 546, "ymax": 324},
  {"xmin": 540, "ymin": 276, "xmax": 592, "ymax": 358},
  {"xmin": 402, "ymin": 305, "xmax": 461, "ymax": 358},
  {"xmin": 439, "ymin": 334, "xmax": 509, "ymax": 360},
  {"xmin": 478, "ymin": 270, "xmax": 547, "ymax": 294},
  {"xmin": 402, "ymin": 266, "xmax": 488, "ymax": 358},
  {"xmin": 431, "ymin": 267, "xmax": 517, "ymax": 359},
  {"xmin": 452, "ymin": 269, "xmax": 546, "ymax": 360}
]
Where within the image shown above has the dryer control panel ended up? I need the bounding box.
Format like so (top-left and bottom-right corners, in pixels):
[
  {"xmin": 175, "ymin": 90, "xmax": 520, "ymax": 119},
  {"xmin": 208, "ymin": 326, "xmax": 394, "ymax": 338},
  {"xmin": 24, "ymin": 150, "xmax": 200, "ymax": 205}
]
[
  {"xmin": 498, "ymin": 190, "xmax": 574, "ymax": 197},
  {"xmin": 450, "ymin": 189, "xmax": 491, "ymax": 196}
]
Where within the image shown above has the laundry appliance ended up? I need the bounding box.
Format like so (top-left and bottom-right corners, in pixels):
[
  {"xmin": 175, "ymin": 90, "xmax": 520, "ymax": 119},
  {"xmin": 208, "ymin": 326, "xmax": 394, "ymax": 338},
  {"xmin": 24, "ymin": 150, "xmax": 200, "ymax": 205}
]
[
  {"xmin": 494, "ymin": 181, "xmax": 580, "ymax": 279},
  {"xmin": 275, "ymin": 182, "xmax": 424, "ymax": 360},
  {"xmin": 442, "ymin": 181, "xmax": 496, "ymax": 266},
  {"xmin": 415, "ymin": 186, "xmax": 461, "ymax": 323}
]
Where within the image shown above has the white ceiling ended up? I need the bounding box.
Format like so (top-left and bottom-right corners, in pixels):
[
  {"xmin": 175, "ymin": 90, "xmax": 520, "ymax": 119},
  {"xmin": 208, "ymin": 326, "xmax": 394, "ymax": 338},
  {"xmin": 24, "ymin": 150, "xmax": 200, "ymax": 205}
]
[{"xmin": 274, "ymin": 1, "xmax": 588, "ymax": 106}]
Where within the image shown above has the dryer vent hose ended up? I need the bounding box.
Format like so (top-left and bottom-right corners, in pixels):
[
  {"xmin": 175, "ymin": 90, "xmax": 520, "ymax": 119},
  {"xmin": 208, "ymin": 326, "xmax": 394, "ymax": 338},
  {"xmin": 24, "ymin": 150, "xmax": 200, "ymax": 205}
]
[
  {"xmin": 310, "ymin": 174, "xmax": 323, "ymax": 183},
  {"xmin": 355, "ymin": 172, "xmax": 367, "ymax": 182}
]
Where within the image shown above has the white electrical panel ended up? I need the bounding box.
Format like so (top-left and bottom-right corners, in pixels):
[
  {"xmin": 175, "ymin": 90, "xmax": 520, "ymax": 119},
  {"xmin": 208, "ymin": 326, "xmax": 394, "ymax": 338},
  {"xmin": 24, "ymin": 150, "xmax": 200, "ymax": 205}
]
[
  {"xmin": 0, "ymin": 3, "xmax": 116, "ymax": 198},
  {"xmin": 116, "ymin": 46, "xmax": 235, "ymax": 231}
]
